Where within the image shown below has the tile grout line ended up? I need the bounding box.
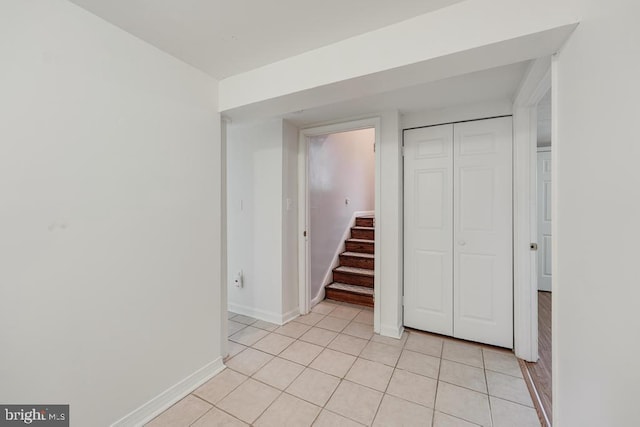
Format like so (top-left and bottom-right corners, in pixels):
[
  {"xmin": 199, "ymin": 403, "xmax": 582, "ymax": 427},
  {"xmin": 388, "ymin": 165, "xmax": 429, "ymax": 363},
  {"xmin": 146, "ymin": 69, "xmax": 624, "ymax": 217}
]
[
  {"xmin": 369, "ymin": 326, "xmax": 409, "ymax": 424},
  {"xmin": 227, "ymin": 307, "xmax": 524, "ymax": 427},
  {"xmin": 235, "ymin": 307, "xmax": 363, "ymax": 424},
  {"xmin": 482, "ymin": 349, "xmax": 496, "ymax": 427},
  {"xmin": 219, "ymin": 306, "xmax": 367, "ymax": 425},
  {"xmin": 187, "ymin": 380, "xmax": 249, "ymax": 426},
  {"xmin": 249, "ymin": 388, "xmax": 285, "ymax": 425},
  {"xmin": 285, "ymin": 305, "xmax": 366, "ymax": 425},
  {"xmin": 316, "ymin": 305, "xmax": 378, "ymax": 425},
  {"xmin": 430, "ymin": 332, "xmax": 445, "ymax": 427},
  {"xmin": 186, "ymin": 404, "xmax": 212, "ymax": 427},
  {"xmin": 435, "ymin": 410, "xmax": 484, "ymax": 427},
  {"xmin": 189, "ymin": 394, "xmax": 246, "ymax": 426}
]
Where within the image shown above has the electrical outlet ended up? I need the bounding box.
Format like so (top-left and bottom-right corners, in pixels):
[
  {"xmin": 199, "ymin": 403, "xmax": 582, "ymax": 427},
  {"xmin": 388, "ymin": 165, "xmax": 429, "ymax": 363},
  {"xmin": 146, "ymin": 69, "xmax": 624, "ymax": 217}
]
[{"xmin": 234, "ymin": 271, "xmax": 243, "ymax": 288}]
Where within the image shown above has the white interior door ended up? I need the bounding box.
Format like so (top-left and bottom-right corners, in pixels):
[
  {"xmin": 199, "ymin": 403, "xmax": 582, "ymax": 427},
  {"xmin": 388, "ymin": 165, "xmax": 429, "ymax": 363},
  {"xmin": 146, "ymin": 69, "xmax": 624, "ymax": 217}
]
[
  {"xmin": 537, "ymin": 149, "xmax": 552, "ymax": 292},
  {"xmin": 452, "ymin": 117, "xmax": 513, "ymax": 348},
  {"xmin": 403, "ymin": 124, "xmax": 454, "ymax": 336}
]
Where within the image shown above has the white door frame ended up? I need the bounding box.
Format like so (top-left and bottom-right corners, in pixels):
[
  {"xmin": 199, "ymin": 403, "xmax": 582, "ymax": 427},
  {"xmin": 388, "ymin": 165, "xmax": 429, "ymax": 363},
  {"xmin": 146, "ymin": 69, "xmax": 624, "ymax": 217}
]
[
  {"xmin": 512, "ymin": 57, "xmax": 552, "ymax": 361},
  {"xmin": 297, "ymin": 118, "xmax": 381, "ymax": 326}
]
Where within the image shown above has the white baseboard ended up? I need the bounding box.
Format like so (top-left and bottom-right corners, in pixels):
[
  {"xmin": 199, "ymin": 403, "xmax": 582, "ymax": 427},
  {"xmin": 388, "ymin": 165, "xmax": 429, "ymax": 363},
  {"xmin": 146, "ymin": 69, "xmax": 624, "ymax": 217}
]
[
  {"xmin": 311, "ymin": 287, "xmax": 325, "ymax": 308},
  {"xmin": 281, "ymin": 307, "xmax": 300, "ymax": 324},
  {"xmin": 380, "ymin": 324, "xmax": 405, "ymax": 339},
  {"xmin": 111, "ymin": 357, "xmax": 225, "ymax": 427},
  {"xmin": 228, "ymin": 302, "xmax": 299, "ymax": 325}
]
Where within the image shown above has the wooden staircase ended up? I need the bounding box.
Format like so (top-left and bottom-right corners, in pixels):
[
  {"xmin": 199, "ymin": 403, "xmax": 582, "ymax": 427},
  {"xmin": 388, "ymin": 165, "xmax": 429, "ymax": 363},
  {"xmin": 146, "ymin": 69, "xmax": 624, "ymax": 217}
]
[{"xmin": 325, "ymin": 216, "xmax": 374, "ymax": 307}]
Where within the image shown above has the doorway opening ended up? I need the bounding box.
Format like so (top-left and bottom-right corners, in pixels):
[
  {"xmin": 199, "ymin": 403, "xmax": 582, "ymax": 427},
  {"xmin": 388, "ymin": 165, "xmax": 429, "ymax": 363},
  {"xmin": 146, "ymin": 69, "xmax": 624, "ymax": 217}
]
[
  {"xmin": 524, "ymin": 88, "xmax": 553, "ymax": 426},
  {"xmin": 298, "ymin": 119, "xmax": 381, "ymax": 324},
  {"xmin": 308, "ymin": 128, "xmax": 375, "ymax": 307}
]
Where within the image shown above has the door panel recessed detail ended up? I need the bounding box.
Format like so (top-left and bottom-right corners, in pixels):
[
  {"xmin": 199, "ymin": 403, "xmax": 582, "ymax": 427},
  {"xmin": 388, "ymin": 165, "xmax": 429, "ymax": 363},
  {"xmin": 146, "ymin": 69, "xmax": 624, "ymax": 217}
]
[
  {"xmin": 458, "ymin": 253, "xmax": 495, "ymax": 322},
  {"xmin": 543, "ymin": 181, "xmax": 552, "ymax": 221},
  {"xmin": 543, "ymin": 235, "xmax": 552, "ymax": 276},
  {"xmin": 415, "ymin": 169, "xmax": 446, "ymax": 229},
  {"xmin": 459, "ymin": 167, "xmax": 495, "ymax": 232},
  {"xmin": 415, "ymin": 250, "xmax": 446, "ymax": 313},
  {"xmin": 459, "ymin": 132, "xmax": 496, "ymax": 155},
  {"xmin": 416, "ymin": 137, "xmax": 447, "ymax": 158}
]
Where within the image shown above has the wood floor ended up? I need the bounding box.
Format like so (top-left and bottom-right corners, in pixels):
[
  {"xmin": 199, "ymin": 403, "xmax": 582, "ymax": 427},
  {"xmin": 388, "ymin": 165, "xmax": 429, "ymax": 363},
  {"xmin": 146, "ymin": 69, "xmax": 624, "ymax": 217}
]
[{"xmin": 525, "ymin": 291, "xmax": 552, "ymax": 425}]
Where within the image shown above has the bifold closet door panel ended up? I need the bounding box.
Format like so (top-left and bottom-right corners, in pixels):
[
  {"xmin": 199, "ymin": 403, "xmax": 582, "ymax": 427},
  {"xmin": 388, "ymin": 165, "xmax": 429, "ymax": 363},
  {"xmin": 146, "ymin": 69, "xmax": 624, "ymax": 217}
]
[
  {"xmin": 403, "ymin": 124, "xmax": 454, "ymax": 336},
  {"xmin": 452, "ymin": 117, "xmax": 513, "ymax": 348}
]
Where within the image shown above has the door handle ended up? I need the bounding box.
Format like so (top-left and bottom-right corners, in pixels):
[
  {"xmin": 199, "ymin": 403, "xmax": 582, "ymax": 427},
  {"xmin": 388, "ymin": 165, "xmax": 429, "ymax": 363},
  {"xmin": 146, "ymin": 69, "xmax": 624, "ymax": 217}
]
[{"xmin": 458, "ymin": 240, "xmax": 466, "ymax": 246}]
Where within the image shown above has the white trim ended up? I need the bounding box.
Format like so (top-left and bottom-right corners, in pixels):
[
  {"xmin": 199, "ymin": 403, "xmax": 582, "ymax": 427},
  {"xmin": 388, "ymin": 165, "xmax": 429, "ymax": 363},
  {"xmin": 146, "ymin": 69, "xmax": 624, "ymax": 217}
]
[
  {"xmin": 281, "ymin": 307, "xmax": 301, "ymax": 325},
  {"xmin": 111, "ymin": 358, "xmax": 225, "ymax": 427},
  {"xmin": 550, "ymin": 53, "xmax": 559, "ymax": 426},
  {"xmin": 523, "ymin": 364, "xmax": 552, "ymax": 427},
  {"xmin": 312, "ymin": 210, "xmax": 374, "ymax": 306},
  {"xmin": 228, "ymin": 302, "xmax": 299, "ymax": 325},
  {"xmin": 311, "ymin": 288, "xmax": 326, "ymax": 308},
  {"xmin": 298, "ymin": 129, "xmax": 310, "ymax": 314},
  {"xmin": 514, "ymin": 57, "xmax": 552, "ymax": 106},
  {"xmin": 512, "ymin": 57, "xmax": 551, "ymax": 361},
  {"xmin": 220, "ymin": 117, "xmax": 229, "ymax": 360},
  {"xmin": 537, "ymin": 146, "xmax": 551, "ymax": 153},
  {"xmin": 298, "ymin": 118, "xmax": 381, "ymax": 329},
  {"xmin": 373, "ymin": 118, "xmax": 382, "ymax": 335},
  {"xmin": 380, "ymin": 324, "xmax": 405, "ymax": 340}
]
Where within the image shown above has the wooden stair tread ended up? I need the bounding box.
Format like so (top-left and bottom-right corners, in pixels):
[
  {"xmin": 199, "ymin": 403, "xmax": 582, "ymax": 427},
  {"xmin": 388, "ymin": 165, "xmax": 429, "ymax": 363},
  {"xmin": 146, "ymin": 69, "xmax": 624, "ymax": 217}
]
[
  {"xmin": 341, "ymin": 251, "xmax": 374, "ymax": 259},
  {"xmin": 347, "ymin": 238, "xmax": 374, "ymax": 243},
  {"xmin": 333, "ymin": 266, "xmax": 374, "ymax": 276},
  {"xmin": 326, "ymin": 282, "xmax": 374, "ymax": 296},
  {"xmin": 352, "ymin": 226, "xmax": 374, "ymax": 231}
]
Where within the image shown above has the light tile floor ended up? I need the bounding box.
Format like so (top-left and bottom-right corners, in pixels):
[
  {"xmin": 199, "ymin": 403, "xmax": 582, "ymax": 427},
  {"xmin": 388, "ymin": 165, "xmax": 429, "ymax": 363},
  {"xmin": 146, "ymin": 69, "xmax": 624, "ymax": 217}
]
[{"xmin": 147, "ymin": 301, "xmax": 540, "ymax": 426}]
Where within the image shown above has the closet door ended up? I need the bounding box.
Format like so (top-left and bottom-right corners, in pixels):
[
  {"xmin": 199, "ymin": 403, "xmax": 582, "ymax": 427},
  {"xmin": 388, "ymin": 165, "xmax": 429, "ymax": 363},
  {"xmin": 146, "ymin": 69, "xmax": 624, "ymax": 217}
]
[
  {"xmin": 453, "ymin": 117, "xmax": 513, "ymax": 348},
  {"xmin": 403, "ymin": 124, "xmax": 454, "ymax": 336}
]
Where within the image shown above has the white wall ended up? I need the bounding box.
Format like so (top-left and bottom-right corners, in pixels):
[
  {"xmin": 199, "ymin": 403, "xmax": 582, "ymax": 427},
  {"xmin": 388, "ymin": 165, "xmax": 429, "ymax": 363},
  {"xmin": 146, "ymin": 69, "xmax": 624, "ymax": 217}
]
[
  {"xmin": 377, "ymin": 111, "xmax": 403, "ymax": 337},
  {"xmin": 227, "ymin": 119, "xmax": 284, "ymax": 320},
  {"xmin": 227, "ymin": 119, "xmax": 299, "ymax": 323},
  {"xmin": 309, "ymin": 129, "xmax": 375, "ymax": 300},
  {"xmin": 554, "ymin": 1, "xmax": 640, "ymax": 425},
  {"xmin": 282, "ymin": 120, "xmax": 300, "ymax": 315},
  {"xmin": 0, "ymin": 1, "xmax": 222, "ymax": 426}
]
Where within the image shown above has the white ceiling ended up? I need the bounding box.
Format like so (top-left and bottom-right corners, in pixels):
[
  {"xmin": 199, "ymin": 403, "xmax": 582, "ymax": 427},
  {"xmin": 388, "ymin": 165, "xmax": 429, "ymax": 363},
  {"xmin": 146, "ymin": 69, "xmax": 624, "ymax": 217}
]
[
  {"xmin": 279, "ymin": 61, "xmax": 530, "ymax": 126},
  {"xmin": 69, "ymin": 0, "xmax": 464, "ymax": 79}
]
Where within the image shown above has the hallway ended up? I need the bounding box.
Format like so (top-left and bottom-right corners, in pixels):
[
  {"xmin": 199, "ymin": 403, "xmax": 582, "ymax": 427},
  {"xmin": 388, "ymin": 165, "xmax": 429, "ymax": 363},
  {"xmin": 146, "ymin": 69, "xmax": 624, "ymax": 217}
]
[{"xmin": 148, "ymin": 301, "xmax": 538, "ymax": 426}]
